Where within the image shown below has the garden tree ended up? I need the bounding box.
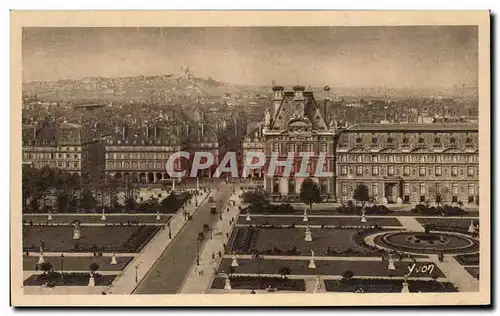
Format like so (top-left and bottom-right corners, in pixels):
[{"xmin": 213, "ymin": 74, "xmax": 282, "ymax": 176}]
[
  {"xmin": 428, "ymin": 183, "xmax": 450, "ymax": 206},
  {"xmin": 80, "ymin": 189, "xmax": 97, "ymax": 212},
  {"xmin": 89, "ymin": 262, "xmax": 100, "ymax": 275},
  {"xmin": 124, "ymin": 196, "xmax": 137, "ymax": 212},
  {"xmin": 342, "ymin": 270, "xmax": 354, "ymax": 280},
  {"xmin": 40, "ymin": 262, "xmax": 53, "ymax": 275},
  {"xmin": 22, "ymin": 166, "xmax": 38, "ymax": 211},
  {"xmin": 278, "ymin": 266, "xmax": 291, "ymax": 279},
  {"xmin": 56, "ymin": 191, "xmax": 70, "ymax": 213},
  {"xmin": 36, "ymin": 166, "xmax": 58, "ymax": 208},
  {"xmin": 353, "ymin": 183, "xmax": 370, "ymax": 206},
  {"xmin": 251, "ymin": 249, "xmax": 262, "ymax": 277},
  {"xmin": 242, "ymin": 189, "xmax": 270, "ymax": 207},
  {"xmin": 299, "ymin": 178, "xmax": 322, "ymax": 211}
]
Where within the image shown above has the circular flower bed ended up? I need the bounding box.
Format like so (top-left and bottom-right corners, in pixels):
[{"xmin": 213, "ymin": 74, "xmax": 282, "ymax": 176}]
[{"xmin": 371, "ymin": 231, "xmax": 479, "ymax": 255}]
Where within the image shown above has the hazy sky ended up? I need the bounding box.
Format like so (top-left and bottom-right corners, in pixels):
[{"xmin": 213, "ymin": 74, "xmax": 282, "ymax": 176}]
[{"xmin": 22, "ymin": 26, "xmax": 478, "ymax": 89}]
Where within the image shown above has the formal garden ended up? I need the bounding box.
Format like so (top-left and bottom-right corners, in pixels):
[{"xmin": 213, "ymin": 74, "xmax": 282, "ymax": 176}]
[
  {"xmin": 218, "ymin": 258, "xmax": 444, "ymax": 278},
  {"xmin": 22, "ymin": 214, "xmax": 172, "ymax": 224},
  {"xmin": 23, "ymin": 225, "xmax": 161, "ymax": 253},
  {"xmin": 211, "ymin": 276, "xmax": 306, "ymax": 291},
  {"xmin": 236, "ymin": 216, "xmax": 402, "ymax": 227},
  {"xmin": 23, "ymin": 255, "xmax": 134, "ymax": 271},
  {"xmin": 324, "ymin": 278, "xmax": 458, "ymax": 293}
]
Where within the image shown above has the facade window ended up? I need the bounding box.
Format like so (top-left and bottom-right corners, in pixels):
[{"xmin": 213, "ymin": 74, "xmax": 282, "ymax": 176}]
[
  {"xmin": 372, "ymin": 155, "xmax": 378, "ymax": 163},
  {"xmin": 372, "ymin": 166, "xmax": 379, "ymax": 176},
  {"xmin": 467, "ymin": 166, "xmax": 474, "ymax": 176},
  {"xmin": 467, "ymin": 155, "xmax": 474, "ymax": 163},
  {"xmin": 418, "ymin": 137, "xmax": 425, "ymax": 143},
  {"xmin": 403, "ymin": 166, "xmax": 410, "ymax": 176},
  {"xmin": 403, "ymin": 137, "xmax": 409, "ymax": 144},
  {"xmin": 419, "ymin": 166, "xmax": 426, "ymax": 176},
  {"xmin": 320, "ymin": 179, "xmax": 328, "ymax": 193},
  {"xmin": 388, "ymin": 155, "xmax": 394, "ymax": 163},
  {"xmin": 436, "ymin": 155, "xmax": 442, "ymax": 163},
  {"xmin": 356, "ymin": 165, "xmax": 363, "ymax": 176},
  {"xmin": 356, "ymin": 137, "xmax": 362, "ymax": 144},
  {"xmin": 372, "ymin": 183, "xmax": 379, "ymax": 195},
  {"xmin": 272, "ymin": 143, "xmax": 279, "ymax": 152},
  {"xmin": 320, "ymin": 143, "xmax": 327, "ymax": 152},
  {"xmin": 341, "ymin": 183, "xmax": 347, "ymax": 195},
  {"xmin": 434, "ymin": 137, "xmax": 441, "ymax": 144},
  {"xmin": 403, "ymin": 155, "xmax": 410, "ymax": 163},
  {"xmin": 420, "ymin": 183, "xmax": 426, "ymax": 195},
  {"xmin": 66, "ymin": 162, "xmax": 70, "ymax": 167},
  {"xmin": 404, "ymin": 183, "xmax": 410, "ymax": 195},
  {"xmin": 468, "ymin": 184, "xmax": 475, "ymax": 196},
  {"xmin": 435, "ymin": 166, "xmax": 442, "ymax": 176},
  {"xmin": 273, "ymin": 180, "xmax": 280, "ymax": 194},
  {"xmin": 371, "ymin": 137, "xmax": 378, "ymax": 144},
  {"xmin": 290, "ymin": 144, "xmax": 296, "ymax": 152},
  {"xmin": 116, "ymin": 161, "xmax": 122, "ymax": 169},
  {"xmin": 341, "ymin": 165, "xmax": 348, "ymax": 176},
  {"xmin": 356, "ymin": 155, "xmax": 362, "ymax": 163},
  {"xmin": 450, "ymin": 137, "xmax": 456, "ymax": 144},
  {"xmin": 124, "ymin": 161, "xmax": 130, "ymax": 169},
  {"xmin": 451, "ymin": 166, "xmax": 458, "ymax": 177},
  {"xmin": 132, "ymin": 161, "xmax": 138, "ymax": 169},
  {"xmin": 388, "ymin": 165, "xmax": 395, "ymax": 176},
  {"xmin": 452, "ymin": 184, "xmax": 458, "ymax": 195},
  {"xmin": 466, "ymin": 137, "xmax": 472, "ymax": 144},
  {"xmin": 288, "ymin": 180, "xmax": 296, "ymax": 194},
  {"xmin": 387, "ymin": 137, "xmax": 394, "ymax": 144},
  {"xmin": 419, "ymin": 155, "xmax": 425, "ymax": 163}
]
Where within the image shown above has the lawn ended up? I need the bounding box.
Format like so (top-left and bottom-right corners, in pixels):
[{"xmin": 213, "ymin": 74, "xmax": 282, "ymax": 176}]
[
  {"xmin": 324, "ymin": 279, "xmax": 458, "ymax": 293},
  {"xmin": 219, "ymin": 258, "xmax": 444, "ymax": 278},
  {"xmin": 416, "ymin": 218, "xmax": 478, "ymax": 228},
  {"xmin": 230, "ymin": 227, "xmax": 385, "ymax": 256},
  {"xmin": 23, "ymin": 225, "xmax": 160, "ymax": 253},
  {"xmin": 23, "ymin": 255, "xmax": 133, "ymax": 271},
  {"xmin": 23, "ymin": 214, "xmax": 172, "ymax": 224},
  {"xmin": 465, "ymin": 267, "xmax": 479, "ymax": 280},
  {"xmin": 211, "ymin": 276, "xmax": 306, "ymax": 291},
  {"xmin": 237, "ymin": 216, "xmax": 402, "ymax": 227},
  {"xmin": 455, "ymin": 254, "xmax": 479, "ymax": 266},
  {"xmin": 23, "ymin": 272, "xmax": 117, "ymax": 286}
]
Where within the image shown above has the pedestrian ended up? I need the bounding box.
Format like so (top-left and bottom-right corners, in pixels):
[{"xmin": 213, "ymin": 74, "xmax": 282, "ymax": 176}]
[
  {"xmin": 212, "ymin": 253, "xmax": 215, "ymax": 260},
  {"xmin": 218, "ymin": 251, "xmax": 222, "ymax": 258},
  {"xmin": 200, "ymin": 269, "xmax": 204, "ymax": 276}
]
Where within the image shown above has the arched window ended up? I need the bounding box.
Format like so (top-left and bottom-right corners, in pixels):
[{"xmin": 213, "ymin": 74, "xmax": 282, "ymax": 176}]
[
  {"xmin": 403, "ymin": 137, "xmax": 409, "ymax": 143},
  {"xmin": 387, "ymin": 137, "xmax": 394, "ymax": 144},
  {"xmin": 356, "ymin": 137, "xmax": 362, "ymax": 144},
  {"xmin": 418, "ymin": 137, "xmax": 425, "ymax": 143},
  {"xmin": 450, "ymin": 137, "xmax": 456, "ymax": 144},
  {"xmin": 434, "ymin": 137, "xmax": 441, "ymax": 144},
  {"xmin": 371, "ymin": 137, "xmax": 378, "ymax": 144}
]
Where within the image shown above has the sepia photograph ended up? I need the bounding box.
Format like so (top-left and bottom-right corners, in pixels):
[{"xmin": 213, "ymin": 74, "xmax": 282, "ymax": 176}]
[{"xmin": 10, "ymin": 10, "xmax": 491, "ymax": 306}]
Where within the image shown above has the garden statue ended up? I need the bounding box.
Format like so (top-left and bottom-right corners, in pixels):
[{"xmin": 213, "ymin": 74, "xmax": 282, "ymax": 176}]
[
  {"xmin": 401, "ymin": 274, "xmax": 410, "ymax": 293},
  {"xmin": 361, "ymin": 207, "xmax": 367, "ymax": 223},
  {"xmin": 47, "ymin": 212, "xmax": 52, "ymax": 221},
  {"xmin": 264, "ymin": 107, "xmax": 271, "ymax": 128},
  {"xmin": 38, "ymin": 246, "xmax": 44, "ymax": 264},
  {"xmin": 305, "ymin": 224, "xmax": 313, "ymax": 242},
  {"xmin": 224, "ymin": 275, "xmax": 232, "ymax": 290},
  {"xmin": 388, "ymin": 253, "xmax": 396, "ymax": 270},
  {"xmin": 231, "ymin": 253, "xmax": 239, "ymax": 267},
  {"xmin": 309, "ymin": 249, "xmax": 316, "ymax": 269},
  {"xmin": 101, "ymin": 209, "xmax": 106, "ymax": 221},
  {"xmin": 110, "ymin": 253, "xmax": 118, "ymax": 265},
  {"xmin": 468, "ymin": 221, "xmax": 475, "ymax": 234},
  {"xmin": 73, "ymin": 221, "xmax": 81, "ymax": 240},
  {"xmin": 246, "ymin": 212, "xmax": 251, "ymax": 221},
  {"xmin": 314, "ymin": 275, "xmax": 324, "ymax": 293},
  {"xmin": 156, "ymin": 211, "xmax": 161, "ymax": 221},
  {"xmin": 88, "ymin": 274, "xmax": 95, "ymax": 287},
  {"xmin": 303, "ymin": 209, "xmax": 309, "ymax": 222}
]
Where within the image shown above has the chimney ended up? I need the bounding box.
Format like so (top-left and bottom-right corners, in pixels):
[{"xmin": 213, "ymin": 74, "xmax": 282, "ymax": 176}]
[
  {"xmin": 293, "ymin": 86, "xmax": 305, "ymax": 100},
  {"xmin": 324, "ymin": 86, "xmax": 331, "ymax": 126},
  {"xmin": 272, "ymin": 86, "xmax": 284, "ymax": 116}
]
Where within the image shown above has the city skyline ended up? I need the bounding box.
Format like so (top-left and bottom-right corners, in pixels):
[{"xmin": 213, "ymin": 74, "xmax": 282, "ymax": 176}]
[{"xmin": 22, "ymin": 26, "xmax": 478, "ymax": 90}]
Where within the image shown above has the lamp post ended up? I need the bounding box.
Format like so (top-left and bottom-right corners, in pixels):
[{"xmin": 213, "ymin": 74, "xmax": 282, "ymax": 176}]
[
  {"xmin": 135, "ymin": 265, "xmax": 139, "ymax": 283},
  {"xmin": 60, "ymin": 253, "xmax": 65, "ymax": 283},
  {"xmin": 196, "ymin": 239, "xmax": 200, "ymax": 266}
]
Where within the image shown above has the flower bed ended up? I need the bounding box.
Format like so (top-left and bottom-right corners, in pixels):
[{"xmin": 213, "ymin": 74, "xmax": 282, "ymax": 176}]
[
  {"xmin": 211, "ymin": 276, "xmax": 306, "ymax": 291},
  {"xmin": 455, "ymin": 253, "xmax": 479, "ymax": 266},
  {"xmin": 335, "ymin": 205, "xmax": 393, "ymax": 215},
  {"xmin": 158, "ymin": 192, "xmax": 192, "ymax": 214},
  {"xmin": 411, "ymin": 204, "xmax": 467, "ymax": 217},
  {"xmin": 23, "ymin": 255, "xmax": 133, "ymax": 271},
  {"xmin": 465, "ymin": 267, "xmax": 479, "ymax": 280},
  {"xmin": 324, "ymin": 278, "xmax": 458, "ymax": 293},
  {"xmin": 23, "ymin": 272, "xmax": 117, "ymax": 287}
]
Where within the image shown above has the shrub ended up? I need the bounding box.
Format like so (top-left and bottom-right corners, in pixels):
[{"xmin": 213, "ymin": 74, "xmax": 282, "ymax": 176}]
[{"xmin": 342, "ymin": 270, "xmax": 354, "ymax": 280}]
